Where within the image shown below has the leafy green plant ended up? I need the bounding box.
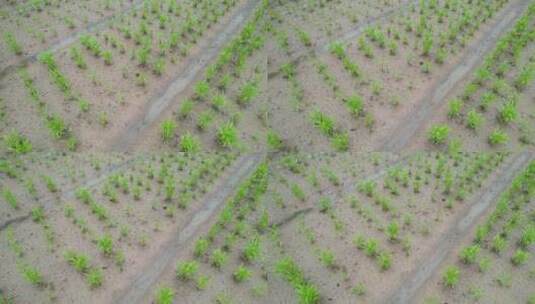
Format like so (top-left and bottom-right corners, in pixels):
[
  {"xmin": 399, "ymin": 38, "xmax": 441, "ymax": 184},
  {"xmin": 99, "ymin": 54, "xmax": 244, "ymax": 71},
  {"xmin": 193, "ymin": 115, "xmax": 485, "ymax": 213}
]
[
  {"xmin": 3, "ymin": 131, "xmax": 32, "ymax": 154},
  {"xmin": 238, "ymin": 82, "xmax": 258, "ymax": 106},
  {"xmin": 466, "ymin": 109, "xmax": 484, "ymax": 130},
  {"xmin": 442, "ymin": 265, "xmax": 460, "ymax": 288},
  {"xmin": 178, "ymin": 99, "xmax": 194, "ymax": 119},
  {"xmin": 387, "ymin": 221, "xmax": 399, "ymax": 242},
  {"xmin": 310, "ymin": 111, "xmax": 335, "ymax": 137},
  {"xmin": 4, "ymin": 32, "xmax": 22, "ymax": 55},
  {"xmin": 377, "ymin": 251, "xmax": 392, "ymax": 271},
  {"xmin": 331, "ymin": 133, "xmax": 349, "ymax": 152},
  {"xmin": 242, "ymin": 237, "xmax": 261, "ymax": 263},
  {"xmin": 2, "ymin": 187, "xmax": 19, "ymax": 209},
  {"xmin": 19, "ymin": 264, "xmax": 43, "ymax": 286},
  {"xmin": 97, "ymin": 235, "xmax": 114, "ymax": 256},
  {"xmin": 211, "ymin": 249, "xmax": 228, "ymax": 269},
  {"xmin": 64, "ymin": 251, "xmax": 90, "ymax": 273},
  {"xmin": 233, "ymin": 265, "xmax": 251, "ymax": 283},
  {"xmin": 180, "ymin": 133, "xmax": 201, "ymax": 153},
  {"xmin": 345, "ymin": 95, "xmax": 364, "ymax": 117},
  {"xmin": 488, "ymin": 129, "xmax": 509, "ymax": 146},
  {"xmin": 498, "ymin": 101, "xmax": 518, "ymax": 124},
  {"xmin": 459, "ymin": 245, "xmax": 480, "ymax": 264},
  {"xmin": 511, "ymin": 249, "xmax": 529, "ymax": 266},
  {"xmin": 217, "ymin": 122, "xmax": 238, "ymax": 148},
  {"xmin": 87, "ymin": 268, "xmax": 103, "ymax": 288},
  {"xmin": 154, "ymin": 287, "xmax": 174, "ymax": 304},
  {"xmin": 160, "ymin": 119, "xmax": 176, "ymax": 143},
  {"xmin": 428, "ymin": 124, "xmax": 449, "ymax": 145},
  {"xmin": 447, "ymin": 99, "xmax": 463, "ymax": 119},
  {"xmin": 176, "ymin": 261, "xmax": 198, "ymax": 281},
  {"xmin": 296, "ymin": 283, "xmax": 320, "ymax": 304}
]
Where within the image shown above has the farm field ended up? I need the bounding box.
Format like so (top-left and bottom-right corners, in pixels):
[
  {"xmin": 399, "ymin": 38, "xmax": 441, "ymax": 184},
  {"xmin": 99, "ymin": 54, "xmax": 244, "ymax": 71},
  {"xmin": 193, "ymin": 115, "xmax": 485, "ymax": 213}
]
[{"xmin": 1, "ymin": 0, "xmax": 535, "ymax": 304}]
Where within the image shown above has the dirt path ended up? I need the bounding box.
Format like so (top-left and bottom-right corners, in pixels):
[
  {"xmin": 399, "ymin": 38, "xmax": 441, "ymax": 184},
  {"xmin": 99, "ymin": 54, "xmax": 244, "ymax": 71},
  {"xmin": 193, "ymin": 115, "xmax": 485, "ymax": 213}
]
[
  {"xmin": 386, "ymin": 151, "xmax": 533, "ymax": 304},
  {"xmin": 0, "ymin": 0, "xmax": 144, "ymax": 79},
  {"xmin": 0, "ymin": 154, "xmax": 140, "ymax": 231},
  {"xmin": 109, "ymin": 0, "xmax": 260, "ymax": 151},
  {"xmin": 113, "ymin": 153, "xmax": 264, "ymax": 304},
  {"xmin": 380, "ymin": 0, "xmax": 529, "ymax": 152}
]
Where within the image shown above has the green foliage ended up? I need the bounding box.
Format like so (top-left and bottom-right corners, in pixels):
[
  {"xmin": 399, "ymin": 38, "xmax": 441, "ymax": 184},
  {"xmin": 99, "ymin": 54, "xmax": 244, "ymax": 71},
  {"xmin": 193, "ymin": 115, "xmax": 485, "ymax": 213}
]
[
  {"xmin": 97, "ymin": 235, "xmax": 114, "ymax": 256},
  {"xmin": 460, "ymin": 245, "xmax": 480, "ymax": 264},
  {"xmin": 387, "ymin": 221, "xmax": 399, "ymax": 241},
  {"xmin": 238, "ymin": 82, "xmax": 258, "ymax": 106},
  {"xmin": 488, "ymin": 129, "xmax": 509, "ymax": 146},
  {"xmin": 242, "ymin": 237, "xmax": 261, "ymax": 263},
  {"xmin": 155, "ymin": 287, "xmax": 175, "ymax": 304},
  {"xmin": 180, "ymin": 133, "xmax": 201, "ymax": 153},
  {"xmin": 233, "ymin": 265, "xmax": 251, "ymax": 283},
  {"xmin": 2, "ymin": 187, "xmax": 19, "ymax": 209},
  {"xmin": 377, "ymin": 251, "xmax": 392, "ymax": 271},
  {"xmin": 267, "ymin": 129, "xmax": 283, "ymax": 150},
  {"xmin": 511, "ymin": 249, "xmax": 529, "ymax": 266},
  {"xmin": 466, "ymin": 109, "xmax": 484, "ymax": 130},
  {"xmin": 211, "ymin": 249, "xmax": 228, "ymax": 269},
  {"xmin": 3, "ymin": 131, "xmax": 32, "ymax": 154},
  {"xmin": 47, "ymin": 114, "xmax": 68, "ymax": 139},
  {"xmin": 19, "ymin": 264, "xmax": 43, "ymax": 286},
  {"xmin": 498, "ymin": 101, "xmax": 518, "ymax": 124},
  {"xmin": 178, "ymin": 99, "xmax": 194, "ymax": 119},
  {"xmin": 428, "ymin": 124, "xmax": 449, "ymax": 145},
  {"xmin": 345, "ymin": 95, "xmax": 364, "ymax": 117},
  {"xmin": 160, "ymin": 119, "xmax": 176, "ymax": 143},
  {"xmin": 447, "ymin": 99, "xmax": 463, "ymax": 119},
  {"xmin": 176, "ymin": 261, "xmax": 198, "ymax": 281},
  {"xmin": 331, "ymin": 133, "xmax": 349, "ymax": 152},
  {"xmin": 194, "ymin": 81, "xmax": 210, "ymax": 101},
  {"xmin": 87, "ymin": 268, "xmax": 103, "ymax": 288},
  {"xmin": 442, "ymin": 266, "xmax": 460, "ymax": 288},
  {"xmin": 217, "ymin": 122, "xmax": 238, "ymax": 148},
  {"xmin": 310, "ymin": 111, "xmax": 335, "ymax": 137},
  {"xmin": 4, "ymin": 32, "xmax": 22, "ymax": 55},
  {"xmin": 296, "ymin": 283, "xmax": 320, "ymax": 304},
  {"xmin": 64, "ymin": 251, "xmax": 90, "ymax": 273}
]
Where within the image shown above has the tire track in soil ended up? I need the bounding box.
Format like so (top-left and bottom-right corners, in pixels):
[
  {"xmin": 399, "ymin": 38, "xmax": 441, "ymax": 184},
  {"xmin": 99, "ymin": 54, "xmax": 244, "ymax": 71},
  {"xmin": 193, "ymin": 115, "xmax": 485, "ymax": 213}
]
[
  {"xmin": 267, "ymin": 0, "xmax": 418, "ymax": 78},
  {"xmin": 386, "ymin": 151, "xmax": 533, "ymax": 304},
  {"xmin": 0, "ymin": 0, "xmax": 145, "ymax": 79},
  {"xmin": 380, "ymin": 0, "xmax": 530, "ymax": 152},
  {"xmin": 109, "ymin": 0, "xmax": 260, "ymax": 152},
  {"xmin": 113, "ymin": 153, "xmax": 264, "ymax": 304},
  {"xmin": 0, "ymin": 154, "xmax": 141, "ymax": 231}
]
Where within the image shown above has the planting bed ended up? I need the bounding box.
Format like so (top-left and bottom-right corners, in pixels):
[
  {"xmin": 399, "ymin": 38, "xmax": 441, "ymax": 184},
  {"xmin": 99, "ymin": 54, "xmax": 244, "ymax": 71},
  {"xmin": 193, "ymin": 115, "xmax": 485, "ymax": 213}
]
[{"xmin": 1, "ymin": 0, "xmax": 534, "ymax": 303}]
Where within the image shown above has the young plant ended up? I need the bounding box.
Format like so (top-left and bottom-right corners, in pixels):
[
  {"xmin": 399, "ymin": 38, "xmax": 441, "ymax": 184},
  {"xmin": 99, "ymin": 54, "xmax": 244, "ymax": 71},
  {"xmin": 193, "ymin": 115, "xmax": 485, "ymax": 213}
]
[
  {"xmin": 488, "ymin": 129, "xmax": 509, "ymax": 146},
  {"xmin": 160, "ymin": 119, "xmax": 176, "ymax": 143},
  {"xmin": 242, "ymin": 237, "xmax": 261, "ymax": 263},
  {"xmin": 87, "ymin": 268, "xmax": 103, "ymax": 288},
  {"xmin": 442, "ymin": 265, "xmax": 460, "ymax": 288},
  {"xmin": 233, "ymin": 265, "xmax": 252, "ymax": 283},
  {"xmin": 217, "ymin": 122, "xmax": 238, "ymax": 148},
  {"xmin": 211, "ymin": 249, "xmax": 228, "ymax": 269},
  {"xmin": 310, "ymin": 111, "xmax": 335, "ymax": 137},
  {"xmin": 428, "ymin": 124, "xmax": 449, "ymax": 145},
  {"xmin": 97, "ymin": 235, "xmax": 114, "ymax": 256},
  {"xmin": 459, "ymin": 245, "xmax": 480, "ymax": 264},
  {"xmin": 466, "ymin": 109, "xmax": 484, "ymax": 130},
  {"xmin": 3, "ymin": 131, "xmax": 32, "ymax": 154},
  {"xmin": 511, "ymin": 249, "xmax": 529, "ymax": 266},
  {"xmin": 154, "ymin": 287, "xmax": 174, "ymax": 304},
  {"xmin": 180, "ymin": 133, "xmax": 201, "ymax": 153},
  {"xmin": 2, "ymin": 188, "xmax": 18, "ymax": 210},
  {"xmin": 4, "ymin": 32, "xmax": 22, "ymax": 55},
  {"xmin": 176, "ymin": 260, "xmax": 198, "ymax": 281}
]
